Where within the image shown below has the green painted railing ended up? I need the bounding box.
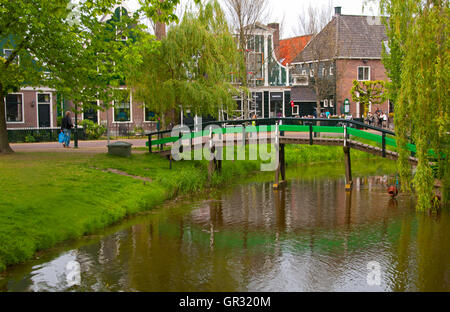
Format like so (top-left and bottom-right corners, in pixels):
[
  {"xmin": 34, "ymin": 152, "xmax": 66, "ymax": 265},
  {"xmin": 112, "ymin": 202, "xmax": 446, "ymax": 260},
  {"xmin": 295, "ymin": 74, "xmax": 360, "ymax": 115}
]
[{"xmin": 146, "ymin": 118, "xmax": 421, "ymax": 159}]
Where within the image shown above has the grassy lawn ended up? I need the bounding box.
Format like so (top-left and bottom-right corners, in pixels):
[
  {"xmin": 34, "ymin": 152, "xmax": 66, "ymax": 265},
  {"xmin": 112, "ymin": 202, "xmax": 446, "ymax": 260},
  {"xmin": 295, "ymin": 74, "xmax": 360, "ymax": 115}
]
[{"xmin": 0, "ymin": 144, "xmax": 390, "ymax": 272}]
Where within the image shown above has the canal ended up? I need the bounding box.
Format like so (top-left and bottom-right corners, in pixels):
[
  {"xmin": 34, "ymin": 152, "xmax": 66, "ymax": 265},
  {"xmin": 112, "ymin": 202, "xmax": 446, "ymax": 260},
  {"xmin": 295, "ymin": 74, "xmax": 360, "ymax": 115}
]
[{"xmin": 1, "ymin": 161, "xmax": 449, "ymax": 291}]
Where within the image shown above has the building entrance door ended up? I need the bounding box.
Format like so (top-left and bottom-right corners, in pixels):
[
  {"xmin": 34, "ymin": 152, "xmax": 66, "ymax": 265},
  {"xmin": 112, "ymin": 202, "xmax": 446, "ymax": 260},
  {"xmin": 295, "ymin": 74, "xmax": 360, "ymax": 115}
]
[
  {"xmin": 270, "ymin": 92, "xmax": 284, "ymax": 118},
  {"xmin": 38, "ymin": 93, "xmax": 51, "ymax": 127}
]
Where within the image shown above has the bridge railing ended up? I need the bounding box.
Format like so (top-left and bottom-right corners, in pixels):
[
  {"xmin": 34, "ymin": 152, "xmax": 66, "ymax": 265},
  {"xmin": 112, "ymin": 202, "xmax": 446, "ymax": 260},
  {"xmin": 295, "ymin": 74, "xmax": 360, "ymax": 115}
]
[{"xmin": 145, "ymin": 118, "xmax": 417, "ymax": 157}]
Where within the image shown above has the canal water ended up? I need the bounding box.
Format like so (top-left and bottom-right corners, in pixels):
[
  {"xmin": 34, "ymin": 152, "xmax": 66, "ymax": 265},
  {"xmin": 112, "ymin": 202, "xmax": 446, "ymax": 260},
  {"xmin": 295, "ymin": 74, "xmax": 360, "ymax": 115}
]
[{"xmin": 1, "ymin": 163, "xmax": 449, "ymax": 292}]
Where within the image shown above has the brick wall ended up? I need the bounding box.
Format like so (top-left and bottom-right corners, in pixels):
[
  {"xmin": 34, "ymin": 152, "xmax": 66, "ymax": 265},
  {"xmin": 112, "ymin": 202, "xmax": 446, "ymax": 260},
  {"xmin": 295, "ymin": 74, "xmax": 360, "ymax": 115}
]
[
  {"xmin": 6, "ymin": 90, "xmax": 58, "ymax": 128},
  {"xmin": 336, "ymin": 59, "xmax": 390, "ymax": 118}
]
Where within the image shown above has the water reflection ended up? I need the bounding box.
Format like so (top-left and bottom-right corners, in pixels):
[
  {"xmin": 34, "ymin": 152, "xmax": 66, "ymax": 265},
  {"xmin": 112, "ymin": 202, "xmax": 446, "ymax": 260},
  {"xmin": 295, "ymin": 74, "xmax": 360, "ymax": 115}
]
[{"xmin": 1, "ymin": 175, "xmax": 449, "ymax": 292}]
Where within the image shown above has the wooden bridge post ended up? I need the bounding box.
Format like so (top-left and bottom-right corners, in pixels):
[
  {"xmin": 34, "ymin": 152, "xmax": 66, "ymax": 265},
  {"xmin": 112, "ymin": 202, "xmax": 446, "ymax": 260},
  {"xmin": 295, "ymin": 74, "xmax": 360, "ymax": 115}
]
[
  {"xmin": 280, "ymin": 143, "xmax": 286, "ymax": 181},
  {"xmin": 217, "ymin": 130, "xmax": 222, "ymax": 173},
  {"xmin": 148, "ymin": 134, "xmax": 152, "ymax": 153},
  {"xmin": 343, "ymin": 146, "xmax": 353, "ymax": 190},
  {"xmin": 273, "ymin": 122, "xmax": 286, "ymax": 189},
  {"xmin": 309, "ymin": 122, "xmax": 313, "ymax": 145},
  {"xmin": 382, "ymin": 132, "xmax": 386, "ymax": 158},
  {"xmin": 343, "ymin": 124, "xmax": 348, "ymax": 147}
]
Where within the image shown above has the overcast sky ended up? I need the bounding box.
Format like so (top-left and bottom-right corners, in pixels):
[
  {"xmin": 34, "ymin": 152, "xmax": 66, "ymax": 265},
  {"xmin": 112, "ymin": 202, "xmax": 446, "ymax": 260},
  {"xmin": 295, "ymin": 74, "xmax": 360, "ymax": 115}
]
[{"xmin": 126, "ymin": 0, "xmax": 380, "ymax": 38}]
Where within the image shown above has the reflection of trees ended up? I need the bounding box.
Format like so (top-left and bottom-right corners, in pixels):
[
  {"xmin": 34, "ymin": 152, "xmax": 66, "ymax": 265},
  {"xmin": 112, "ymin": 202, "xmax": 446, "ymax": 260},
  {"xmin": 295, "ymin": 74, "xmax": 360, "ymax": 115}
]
[
  {"xmin": 415, "ymin": 214, "xmax": 450, "ymax": 291},
  {"xmin": 25, "ymin": 176, "xmax": 449, "ymax": 292}
]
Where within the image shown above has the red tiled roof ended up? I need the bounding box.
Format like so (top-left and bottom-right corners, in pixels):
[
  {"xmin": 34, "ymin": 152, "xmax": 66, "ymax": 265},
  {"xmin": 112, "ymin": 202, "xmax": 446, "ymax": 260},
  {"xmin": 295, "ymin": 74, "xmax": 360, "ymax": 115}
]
[{"xmin": 278, "ymin": 35, "xmax": 312, "ymax": 66}]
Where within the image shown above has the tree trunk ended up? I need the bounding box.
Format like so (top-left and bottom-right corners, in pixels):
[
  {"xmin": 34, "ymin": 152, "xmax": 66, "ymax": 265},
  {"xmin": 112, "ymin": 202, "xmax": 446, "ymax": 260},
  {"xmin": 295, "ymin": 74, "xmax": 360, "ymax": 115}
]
[{"xmin": 0, "ymin": 85, "xmax": 14, "ymax": 154}]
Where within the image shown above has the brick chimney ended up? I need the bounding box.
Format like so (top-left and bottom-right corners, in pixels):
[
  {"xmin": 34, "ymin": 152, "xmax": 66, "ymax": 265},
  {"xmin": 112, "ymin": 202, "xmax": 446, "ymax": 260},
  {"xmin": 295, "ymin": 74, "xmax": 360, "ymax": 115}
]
[
  {"xmin": 334, "ymin": 6, "xmax": 342, "ymax": 16},
  {"xmin": 267, "ymin": 23, "xmax": 280, "ymax": 58}
]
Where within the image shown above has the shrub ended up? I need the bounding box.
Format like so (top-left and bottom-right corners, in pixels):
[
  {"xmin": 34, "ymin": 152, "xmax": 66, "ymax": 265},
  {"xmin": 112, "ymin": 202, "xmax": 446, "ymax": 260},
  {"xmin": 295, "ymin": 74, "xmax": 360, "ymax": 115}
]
[
  {"xmin": 80, "ymin": 119, "xmax": 106, "ymax": 140},
  {"xmin": 25, "ymin": 134, "xmax": 36, "ymax": 143}
]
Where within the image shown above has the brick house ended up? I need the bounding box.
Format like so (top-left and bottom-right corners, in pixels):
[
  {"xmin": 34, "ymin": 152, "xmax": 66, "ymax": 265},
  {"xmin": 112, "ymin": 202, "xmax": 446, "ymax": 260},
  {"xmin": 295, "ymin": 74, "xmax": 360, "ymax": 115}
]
[{"xmin": 290, "ymin": 7, "xmax": 391, "ymax": 118}]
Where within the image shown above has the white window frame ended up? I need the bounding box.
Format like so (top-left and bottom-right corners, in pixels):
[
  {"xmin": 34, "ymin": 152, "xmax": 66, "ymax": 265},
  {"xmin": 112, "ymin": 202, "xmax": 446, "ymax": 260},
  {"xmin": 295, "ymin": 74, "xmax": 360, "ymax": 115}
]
[
  {"xmin": 82, "ymin": 100, "xmax": 101, "ymax": 125},
  {"xmin": 143, "ymin": 104, "xmax": 157, "ymax": 123},
  {"xmin": 292, "ymin": 104, "xmax": 299, "ymax": 115},
  {"xmin": 4, "ymin": 93, "xmax": 25, "ymax": 124},
  {"xmin": 112, "ymin": 90, "xmax": 133, "ymax": 123},
  {"xmin": 292, "ymin": 74, "xmax": 308, "ymax": 86},
  {"xmin": 330, "ymin": 66, "xmax": 334, "ymax": 76},
  {"xmin": 329, "ymin": 99, "xmax": 334, "ymax": 107},
  {"xmin": 247, "ymin": 51, "xmax": 264, "ymax": 80},
  {"xmin": 322, "ymin": 68, "xmax": 326, "ymax": 77},
  {"xmin": 310, "ymin": 69, "xmax": 314, "ymax": 77},
  {"xmin": 3, "ymin": 49, "xmax": 19, "ymax": 65},
  {"xmin": 323, "ymin": 99, "xmax": 329, "ymax": 107},
  {"xmin": 36, "ymin": 93, "xmax": 53, "ymax": 128},
  {"xmin": 357, "ymin": 66, "xmax": 371, "ymax": 81},
  {"xmin": 301, "ymin": 70, "xmax": 307, "ymax": 75}
]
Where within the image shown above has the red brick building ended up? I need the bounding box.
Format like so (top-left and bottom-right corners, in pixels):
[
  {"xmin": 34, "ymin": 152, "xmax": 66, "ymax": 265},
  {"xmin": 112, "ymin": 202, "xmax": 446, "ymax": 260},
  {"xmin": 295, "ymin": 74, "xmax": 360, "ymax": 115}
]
[{"xmin": 290, "ymin": 7, "xmax": 391, "ymax": 118}]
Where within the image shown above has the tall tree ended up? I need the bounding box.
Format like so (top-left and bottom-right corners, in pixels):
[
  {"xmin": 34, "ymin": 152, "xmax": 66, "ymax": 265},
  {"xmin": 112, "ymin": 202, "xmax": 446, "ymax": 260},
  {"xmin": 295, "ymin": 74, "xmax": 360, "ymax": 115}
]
[
  {"xmin": 223, "ymin": 0, "xmax": 269, "ymax": 120},
  {"xmin": 380, "ymin": 0, "xmax": 449, "ymax": 210},
  {"xmin": 293, "ymin": 0, "xmax": 333, "ymax": 36},
  {"xmin": 128, "ymin": 0, "xmax": 241, "ymax": 122},
  {"xmin": 0, "ymin": 0, "xmax": 187, "ymax": 154}
]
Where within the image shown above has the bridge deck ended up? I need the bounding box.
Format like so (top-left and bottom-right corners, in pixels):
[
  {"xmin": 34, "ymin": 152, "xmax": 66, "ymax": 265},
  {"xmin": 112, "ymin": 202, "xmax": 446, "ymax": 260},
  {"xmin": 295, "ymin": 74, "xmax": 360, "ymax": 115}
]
[{"xmin": 151, "ymin": 132, "xmax": 418, "ymax": 165}]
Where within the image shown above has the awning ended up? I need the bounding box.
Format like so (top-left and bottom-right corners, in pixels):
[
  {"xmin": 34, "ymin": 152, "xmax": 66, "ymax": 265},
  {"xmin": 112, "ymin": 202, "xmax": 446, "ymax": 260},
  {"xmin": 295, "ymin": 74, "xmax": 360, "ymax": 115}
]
[{"xmin": 291, "ymin": 86, "xmax": 317, "ymax": 102}]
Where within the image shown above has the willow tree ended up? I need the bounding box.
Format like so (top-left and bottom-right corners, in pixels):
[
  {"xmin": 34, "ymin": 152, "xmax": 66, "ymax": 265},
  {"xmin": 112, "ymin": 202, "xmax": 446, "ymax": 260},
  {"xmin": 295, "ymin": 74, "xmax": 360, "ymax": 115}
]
[
  {"xmin": 380, "ymin": 0, "xmax": 449, "ymax": 210},
  {"xmin": 129, "ymin": 0, "xmax": 241, "ymax": 124}
]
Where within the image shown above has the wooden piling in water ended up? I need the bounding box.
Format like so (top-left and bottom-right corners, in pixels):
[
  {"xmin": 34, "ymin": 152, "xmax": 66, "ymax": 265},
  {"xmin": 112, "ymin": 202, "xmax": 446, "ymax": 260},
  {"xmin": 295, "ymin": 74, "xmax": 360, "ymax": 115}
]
[{"xmin": 343, "ymin": 146, "xmax": 353, "ymax": 190}]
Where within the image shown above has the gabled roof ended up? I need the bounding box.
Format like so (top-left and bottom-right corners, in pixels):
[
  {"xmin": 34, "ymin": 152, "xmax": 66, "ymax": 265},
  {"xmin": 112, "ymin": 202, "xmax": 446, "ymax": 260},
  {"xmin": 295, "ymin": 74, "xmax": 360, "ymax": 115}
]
[
  {"xmin": 293, "ymin": 15, "xmax": 388, "ymax": 63},
  {"xmin": 278, "ymin": 35, "xmax": 312, "ymax": 66}
]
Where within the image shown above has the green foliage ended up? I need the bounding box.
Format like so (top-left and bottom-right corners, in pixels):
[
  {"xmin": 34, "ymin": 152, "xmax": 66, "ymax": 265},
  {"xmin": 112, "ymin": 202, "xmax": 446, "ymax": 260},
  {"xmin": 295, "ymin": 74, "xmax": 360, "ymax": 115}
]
[
  {"xmin": 350, "ymin": 80, "xmax": 387, "ymax": 117},
  {"xmin": 24, "ymin": 134, "xmax": 36, "ymax": 143},
  {"xmin": 129, "ymin": 0, "xmax": 241, "ymax": 124},
  {"xmin": 0, "ymin": 0, "xmax": 195, "ymax": 152},
  {"xmin": 380, "ymin": 0, "xmax": 449, "ymax": 211},
  {"xmin": 80, "ymin": 119, "xmax": 106, "ymax": 140}
]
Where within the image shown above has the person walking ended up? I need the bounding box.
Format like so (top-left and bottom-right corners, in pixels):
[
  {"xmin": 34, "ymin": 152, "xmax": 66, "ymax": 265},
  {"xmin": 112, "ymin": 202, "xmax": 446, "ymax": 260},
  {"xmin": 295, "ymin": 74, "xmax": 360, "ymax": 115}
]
[
  {"xmin": 61, "ymin": 111, "xmax": 74, "ymax": 148},
  {"xmin": 383, "ymin": 112, "xmax": 388, "ymax": 128},
  {"xmin": 252, "ymin": 113, "xmax": 257, "ymax": 126}
]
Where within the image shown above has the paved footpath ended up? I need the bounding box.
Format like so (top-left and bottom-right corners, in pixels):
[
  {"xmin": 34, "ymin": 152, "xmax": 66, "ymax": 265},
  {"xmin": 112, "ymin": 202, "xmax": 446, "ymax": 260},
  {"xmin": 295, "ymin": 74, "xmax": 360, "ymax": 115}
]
[
  {"xmin": 10, "ymin": 128, "xmax": 390, "ymax": 154},
  {"xmin": 11, "ymin": 139, "xmax": 148, "ymax": 153}
]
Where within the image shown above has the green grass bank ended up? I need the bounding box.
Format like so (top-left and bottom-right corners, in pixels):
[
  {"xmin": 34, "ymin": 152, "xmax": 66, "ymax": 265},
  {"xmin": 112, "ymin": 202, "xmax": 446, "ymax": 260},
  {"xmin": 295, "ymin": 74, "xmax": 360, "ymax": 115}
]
[{"xmin": 0, "ymin": 145, "xmax": 393, "ymax": 272}]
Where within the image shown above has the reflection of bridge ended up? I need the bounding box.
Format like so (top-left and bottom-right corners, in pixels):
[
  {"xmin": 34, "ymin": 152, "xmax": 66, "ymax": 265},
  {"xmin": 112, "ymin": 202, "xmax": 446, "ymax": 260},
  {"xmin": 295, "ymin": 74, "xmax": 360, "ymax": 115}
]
[{"xmin": 146, "ymin": 118, "xmax": 418, "ymax": 190}]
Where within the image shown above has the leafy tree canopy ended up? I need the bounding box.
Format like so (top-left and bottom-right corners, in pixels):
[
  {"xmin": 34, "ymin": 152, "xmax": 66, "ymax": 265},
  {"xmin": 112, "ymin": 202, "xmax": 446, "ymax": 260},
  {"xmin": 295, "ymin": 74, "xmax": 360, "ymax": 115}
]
[
  {"xmin": 351, "ymin": 80, "xmax": 387, "ymax": 117},
  {"xmin": 128, "ymin": 0, "xmax": 241, "ymax": 123},
  {"xmin": 0, "ymin": 0, "xmax": 196, "ymax": 153}
]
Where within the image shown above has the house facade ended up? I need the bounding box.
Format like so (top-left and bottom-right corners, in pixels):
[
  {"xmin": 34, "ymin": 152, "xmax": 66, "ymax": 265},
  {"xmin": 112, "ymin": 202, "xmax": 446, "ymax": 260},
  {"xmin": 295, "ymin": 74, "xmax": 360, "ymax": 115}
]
[
  {"xmin": 290, "ymin": 7, "xmax": 391, "ymax": 118},
  {"xmin": 231, "ymin": 23, "xmax": 311, "ymax": 119}
]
